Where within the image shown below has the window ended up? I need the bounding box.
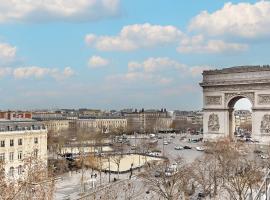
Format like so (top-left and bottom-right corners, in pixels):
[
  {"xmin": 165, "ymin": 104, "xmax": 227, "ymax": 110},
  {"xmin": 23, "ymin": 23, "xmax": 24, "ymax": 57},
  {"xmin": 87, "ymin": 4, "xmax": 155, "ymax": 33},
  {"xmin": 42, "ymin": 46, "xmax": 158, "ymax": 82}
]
[
  {"xmin": 9, "ymin": 152, "xmax": 14, "ymax": 161},
  {"xmin": 18, "ymin": 165, "xmax": 22, "ymax": 175},
  {"xmin": 0, "ymin": 153, "xmax": 5, "ymax": 161},
  {"xmin": 10, "ymin": 139, "xmax": 14, "ymax": 147},
  {"xmin": 34, "ymin": 138, "xmax": 38, "ymax": 144},
  {"xmin": 18, "ymin": 139, "xmax": 22, "ymax": 146},
  {"xmin": 34, "ymin": 149, "xmax": 38, "ymax": 158},
  {"xmin": 18, "ymin": 151, "xmax": 22, "ymax": 160},
  {"xmin": 0, "ymin": 140, "xmax": 5, "ymax": 147},
  {"xmin": 9, "ymin": 167, "xmax": 14, "ymax": 177}
]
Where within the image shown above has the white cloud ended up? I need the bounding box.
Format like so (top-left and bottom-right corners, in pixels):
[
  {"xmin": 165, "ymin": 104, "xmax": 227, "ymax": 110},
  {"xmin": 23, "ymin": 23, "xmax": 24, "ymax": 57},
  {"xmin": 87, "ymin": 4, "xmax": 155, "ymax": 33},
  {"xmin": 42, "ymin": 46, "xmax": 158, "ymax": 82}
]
[
  {"xmin": 189, "ymin": 66, "xmax": 212, "ymax": 77},
  {"xmin": 0, "ymin": 67, "xmax": 12, "ymax": 78},
  {"xmin": 85, "ymin": 23, "xmax": 183, "ymax": 51},
  {"xmin": 178, "ymin": 35, "xmax": 248, "ymax": 53},
  {"xmin": 13, "ymin": 66, "xmax": 74, "ymax": 80},
  {"xmin": 88, "ymin": 56, "xmax": 109, "ymax": 68},
  {"xmin": 0, "ymin": 0, "xmax": 121, "ymax": 23},
  {"xmin": 128, "ymin": 57, "xmax": 186, "ymax": 72},
  {"xmin": 0, "ymin": 43, "xmax": 17, "ymax": 63},
  {"xmin": 189, "ymin": 1, "xmax": 270, "ymax": 38}
]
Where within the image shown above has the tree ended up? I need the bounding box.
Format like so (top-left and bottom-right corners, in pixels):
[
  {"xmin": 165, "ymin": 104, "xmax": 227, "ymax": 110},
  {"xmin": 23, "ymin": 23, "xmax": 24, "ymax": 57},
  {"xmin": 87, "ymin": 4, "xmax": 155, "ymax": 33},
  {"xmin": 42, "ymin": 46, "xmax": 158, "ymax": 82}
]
[
  {"xmin": 222, "ymin": 158, "xmax": 262, "ymax": 200},
  {"xmin": 192, "ymin": 154, "xmax": 222, "ymax": 197},
  {"xmin": 202, "ymin": 139, "xmax": 263, "ymax": 199},
  {"xmin": 0, "ymin": 156, "xmax": 55, "ymax": 200},
  {"xmin": 111, "ymin": 154, "xmax": 122, "ymax": 179},
  {"xmin": 139, "ymin": 159, "xmax": 192, "ymax": 200}
]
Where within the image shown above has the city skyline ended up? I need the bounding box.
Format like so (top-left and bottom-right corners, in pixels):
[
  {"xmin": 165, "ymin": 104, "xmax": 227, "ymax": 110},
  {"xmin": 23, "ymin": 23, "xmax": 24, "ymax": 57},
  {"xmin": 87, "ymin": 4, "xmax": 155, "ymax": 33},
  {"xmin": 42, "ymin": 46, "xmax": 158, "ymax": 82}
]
[{"xmin": 0, "ymin": 0, "xmax": 267, "ymax": 110}]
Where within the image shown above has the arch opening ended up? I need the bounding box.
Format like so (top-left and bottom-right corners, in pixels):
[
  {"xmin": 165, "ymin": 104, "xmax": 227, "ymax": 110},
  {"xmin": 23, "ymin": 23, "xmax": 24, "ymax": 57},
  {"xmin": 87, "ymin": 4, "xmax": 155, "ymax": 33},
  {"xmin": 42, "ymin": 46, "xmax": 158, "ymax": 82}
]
[{"xmin": 227, "ymin": 97, "xmax": 252, "ymax": 139}]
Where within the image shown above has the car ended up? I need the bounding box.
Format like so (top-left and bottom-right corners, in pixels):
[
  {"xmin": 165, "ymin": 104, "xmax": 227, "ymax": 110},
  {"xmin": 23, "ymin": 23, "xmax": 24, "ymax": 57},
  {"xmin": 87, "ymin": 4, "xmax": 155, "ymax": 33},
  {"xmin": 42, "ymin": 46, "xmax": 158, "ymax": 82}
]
[
  {"xmin": 198, "ymin": 192, "xmax": 206, "ymax": 198},
  {"xmin": 260, "ymin": 154, "xmax": 269, "ymax": 159},
  {"xmin": 183, "ymin": 145, "xmax": 192, "ymax": 149},
  {"xmin": 174, "ymin": 146, "xmax": 183, "ymax": 150},
  {"xmin": 170, "ymin": 134, "xmax": 176, "ymax": 138},
  {"xmin": 196, "ymin": 146, "xmax": 205, "ymax": 151},
  {"xmin": 154, "ymin": 171, "xmax": 162, "ymax": 177},
  {"xmin": 163, "ymin": 141, "xmax": 169, "ymax": 145},
  {"xmin": 131, "ymin": 145, "xmax": 137, "ymax": 150},
  {"xmin": 158, "ymin": 135, "xmax": 163, "ymax": 139},
  {"xmin": 254, "ymin": 149, "xmax": 263, "ymax": 154}
]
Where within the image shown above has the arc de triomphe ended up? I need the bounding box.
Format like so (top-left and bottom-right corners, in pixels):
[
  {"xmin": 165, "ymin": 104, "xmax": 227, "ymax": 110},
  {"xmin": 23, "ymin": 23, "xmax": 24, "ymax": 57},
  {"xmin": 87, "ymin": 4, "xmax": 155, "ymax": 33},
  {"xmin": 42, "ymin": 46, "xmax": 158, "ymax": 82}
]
[{"xmin": 200, "ymin": 66, "xmax": 270, "ymax": 143}]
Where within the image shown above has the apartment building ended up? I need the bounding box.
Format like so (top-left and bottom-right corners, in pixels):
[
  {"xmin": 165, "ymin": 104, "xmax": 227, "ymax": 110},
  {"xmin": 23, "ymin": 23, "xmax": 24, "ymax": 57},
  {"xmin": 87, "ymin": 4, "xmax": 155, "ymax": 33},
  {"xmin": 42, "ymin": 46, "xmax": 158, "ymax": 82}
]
[{"xmin": 0, "ymin": 121, "xmax": 47, "ymax": 179}]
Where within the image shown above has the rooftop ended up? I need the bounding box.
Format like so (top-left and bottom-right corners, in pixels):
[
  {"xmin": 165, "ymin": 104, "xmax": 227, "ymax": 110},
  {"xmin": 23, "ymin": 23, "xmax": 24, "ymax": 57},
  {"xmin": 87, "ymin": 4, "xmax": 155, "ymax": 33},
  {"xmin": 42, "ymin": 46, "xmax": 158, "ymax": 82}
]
[{"xmin": 203, "ymin": 65, "xmax": 270, "ymax": 75}]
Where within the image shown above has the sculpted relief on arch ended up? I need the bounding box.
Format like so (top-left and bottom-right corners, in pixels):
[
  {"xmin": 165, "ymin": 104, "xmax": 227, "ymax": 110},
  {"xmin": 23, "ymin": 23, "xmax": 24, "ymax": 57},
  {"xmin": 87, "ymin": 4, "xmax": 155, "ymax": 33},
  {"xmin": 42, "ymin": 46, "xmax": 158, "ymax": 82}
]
[
  {"xmin": 208, "ymin": 113, "xmax": 220, "ymax": 132},
  {"xmin": 261, "ymin": 114, "xmax": 270, "ymax": 134}
]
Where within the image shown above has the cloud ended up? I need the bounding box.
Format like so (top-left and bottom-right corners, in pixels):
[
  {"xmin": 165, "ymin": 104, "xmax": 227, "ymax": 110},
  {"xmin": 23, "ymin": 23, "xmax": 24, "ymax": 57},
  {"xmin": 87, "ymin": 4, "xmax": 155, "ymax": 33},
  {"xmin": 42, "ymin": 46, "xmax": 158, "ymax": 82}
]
[
  {"xmin": 88, "ymin": 55, "xmax": 109, "ymax": 68},
  {"xmin": 0, "ymin": 67, "xmax": 12, "ymax": 78},
  {"xmin": 0, "ymin": 0, "xmax": 121, "ymax": 23},
  {"xmin": 178, "ymin": 35, "xmax": 248, "ymax": 53},
  {"xmin": 13, "ymin": 66, "xmax": 74, "ymax": 80},
  {"xmin": 189, "ymin": 66, "xmax": 212, "ymax": 77},
  {"xmin": 0, "ymin": 43, "xmax": 17, "ymax": 63},
  {"xmin": 128, "ymin": 57, "xmax": 186, "ymax": 72},
  {"xmin": 126, "ymin": 57, "xmax": 208, "ymax": 79},
  {"xmin": 189, "ymin": 1, "xmax": 270, "ymax": 38},
  {"xmin": 85, "ymin": 23, "xmax": 183, "ymax": 51}
]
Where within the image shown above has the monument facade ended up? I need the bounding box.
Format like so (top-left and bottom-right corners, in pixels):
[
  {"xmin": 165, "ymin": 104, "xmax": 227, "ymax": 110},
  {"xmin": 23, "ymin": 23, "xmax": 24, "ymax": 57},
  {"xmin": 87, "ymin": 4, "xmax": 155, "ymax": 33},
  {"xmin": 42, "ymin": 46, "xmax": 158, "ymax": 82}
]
[{"xmin": 200, "ymin": 66, "xmax": 270, "ymax": 143}]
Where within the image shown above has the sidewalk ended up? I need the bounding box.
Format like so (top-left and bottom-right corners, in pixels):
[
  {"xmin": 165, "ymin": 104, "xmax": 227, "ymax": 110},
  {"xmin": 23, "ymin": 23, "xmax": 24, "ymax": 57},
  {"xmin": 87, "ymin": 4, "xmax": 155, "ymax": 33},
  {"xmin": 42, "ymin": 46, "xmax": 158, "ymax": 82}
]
[{"xmin": 54, "ymin": 169, "xmax": 133, "ymax": 200}]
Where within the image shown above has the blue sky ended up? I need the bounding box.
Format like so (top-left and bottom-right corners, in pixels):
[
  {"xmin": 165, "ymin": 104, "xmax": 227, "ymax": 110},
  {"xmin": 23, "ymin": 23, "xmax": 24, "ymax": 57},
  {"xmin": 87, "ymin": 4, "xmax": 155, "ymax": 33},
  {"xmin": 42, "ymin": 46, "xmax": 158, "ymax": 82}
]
[{"xmin": 0, "ymin": 0, "xmax": 268, "ymax": 110}]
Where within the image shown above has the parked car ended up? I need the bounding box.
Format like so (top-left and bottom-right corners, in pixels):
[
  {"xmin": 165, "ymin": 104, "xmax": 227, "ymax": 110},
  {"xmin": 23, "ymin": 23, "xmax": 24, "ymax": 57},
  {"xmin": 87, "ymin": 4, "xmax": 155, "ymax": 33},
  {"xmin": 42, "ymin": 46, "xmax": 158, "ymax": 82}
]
[
  {"xmin": 260, "ymin": 154, "xmax": 269, "ymax": 159},
  {"xmin": 184, "ymin": 145, "xmax": 192, "ymax": 149},
  {"xmin": 174, "ymin": 146, "xmax": 183, "ymax": 150},
  {"xmin": 163, "ymin": 141, "xmax": 169, "ymax": 145},
  {"xmin": 196, "ymin": 146, "xmax": 205, "ymax": 151},
  {"xmin": 254, "ymin": 149, "xmax": 263, "ymax": 154},
  {"xmin": 154, "ymin": 171, "xmax": 162, "ymax": 177},
  {"xmin": 131, "ymin": 145, "xmax": 137, "ymax": 150}
]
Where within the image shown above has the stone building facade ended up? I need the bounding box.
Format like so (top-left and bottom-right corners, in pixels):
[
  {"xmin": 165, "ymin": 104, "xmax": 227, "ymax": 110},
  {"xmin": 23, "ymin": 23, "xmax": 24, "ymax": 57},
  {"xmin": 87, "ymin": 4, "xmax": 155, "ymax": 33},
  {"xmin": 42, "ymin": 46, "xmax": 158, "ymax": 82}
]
[
  {"xmin": 0, "ymin": 121, "xmax": 47, "ymax": 179},
  {"xmin": 76, "ymin": 117, "xmax": 127, "ymax": 133}
]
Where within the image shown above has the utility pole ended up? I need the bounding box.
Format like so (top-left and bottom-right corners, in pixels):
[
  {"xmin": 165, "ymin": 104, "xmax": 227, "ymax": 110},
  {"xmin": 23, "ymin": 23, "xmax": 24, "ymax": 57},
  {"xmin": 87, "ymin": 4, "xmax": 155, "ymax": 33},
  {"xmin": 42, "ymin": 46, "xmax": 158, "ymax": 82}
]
[
  {"xmin": 108, "ymin": 156, "xmax": 111, "ymax": 183},
  {"xmin": 163, "ymin": 135, "xmax": 165, "ymax": 157}
]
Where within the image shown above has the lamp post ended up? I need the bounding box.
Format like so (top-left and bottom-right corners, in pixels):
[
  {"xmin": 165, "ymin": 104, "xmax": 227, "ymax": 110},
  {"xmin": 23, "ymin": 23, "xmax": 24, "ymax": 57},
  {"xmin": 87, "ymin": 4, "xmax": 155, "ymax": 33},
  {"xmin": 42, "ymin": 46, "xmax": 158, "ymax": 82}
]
[{"xmin": 108, "ymin": 155, "xmax": 111, "ymax": 183}]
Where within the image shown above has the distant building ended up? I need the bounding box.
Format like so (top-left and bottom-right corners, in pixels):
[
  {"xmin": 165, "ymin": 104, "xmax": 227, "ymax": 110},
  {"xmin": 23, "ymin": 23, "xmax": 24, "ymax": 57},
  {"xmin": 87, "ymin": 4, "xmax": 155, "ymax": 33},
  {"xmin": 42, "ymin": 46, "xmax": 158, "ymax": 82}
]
[
  {"xmin": 78, "ymin": 109, "xmax": 103, "ymax": 118},
  {"xmin": 234, "ymin": 110, "xmax": 252, "ymax": 130},
  {"xmin": 124, "ymin": 109, "xmax": 172, "ymax": 133},
  {"xmin": 0, "ymin": 121, "xmax": 47, "ymax": 179},
  {"xmin": 0, "ymin": 111, "xmax": 32, "ymax": 120},
  {"xmin": 76, "ymin": 117, "xmax": 127, "ymax": 133},
  {"xmin": 32, "ymin": 112, "xmax": 65, "ymax": 120},
  {"xmin": 173, "ymin": 110, "xmax": 203, "ymax": 125},
  {"xmin": 44, "ymin": 120, "xmax": 70, "ymax": 132}
]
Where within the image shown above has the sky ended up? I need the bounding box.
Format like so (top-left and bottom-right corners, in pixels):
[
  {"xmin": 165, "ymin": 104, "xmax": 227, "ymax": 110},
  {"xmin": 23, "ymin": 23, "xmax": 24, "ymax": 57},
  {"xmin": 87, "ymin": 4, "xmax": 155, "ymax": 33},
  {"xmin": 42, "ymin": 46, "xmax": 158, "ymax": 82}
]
[{"xmin": 0, "ymin": 0, "xmax": 269, "ymax": 111}]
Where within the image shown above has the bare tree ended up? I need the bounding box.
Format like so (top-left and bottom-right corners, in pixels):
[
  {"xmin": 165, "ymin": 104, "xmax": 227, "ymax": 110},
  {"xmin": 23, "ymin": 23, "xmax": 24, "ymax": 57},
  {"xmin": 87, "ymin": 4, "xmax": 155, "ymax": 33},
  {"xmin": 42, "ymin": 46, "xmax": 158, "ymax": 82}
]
[
  {"xmin": 192, "ymin": 154, "xmax": 222, "ymax": 197},
  {"xmin": 139, "ymin": 159, "xmax": 192, "ymax": 200},
  {"xmin": 222, "ymin": 158, "xmax": 262, "ymax": 200},
  {"xmin": 0, "ymin": 155, "xmax": 55, "ymax": 200},
  {"xmin": 111, "ymin": 154, "xmax": 122, "ymax": 179}
]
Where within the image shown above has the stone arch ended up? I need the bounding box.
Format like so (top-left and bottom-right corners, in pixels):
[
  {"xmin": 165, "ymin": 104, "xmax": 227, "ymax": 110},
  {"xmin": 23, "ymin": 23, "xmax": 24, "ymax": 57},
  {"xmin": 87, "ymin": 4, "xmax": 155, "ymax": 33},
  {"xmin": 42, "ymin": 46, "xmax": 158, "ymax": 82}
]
[
  {"xmin": 227, "ymin": 95, "xmax": 253, "ymax": 138},
  {"xmin": 200, "ymin": 66, "xmax": 270, "ymax": 143}
]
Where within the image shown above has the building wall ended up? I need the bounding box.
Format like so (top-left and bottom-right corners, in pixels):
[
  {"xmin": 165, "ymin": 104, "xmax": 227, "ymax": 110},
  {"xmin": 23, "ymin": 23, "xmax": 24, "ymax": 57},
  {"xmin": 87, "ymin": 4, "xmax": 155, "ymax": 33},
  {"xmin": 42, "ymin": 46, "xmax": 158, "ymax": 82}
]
[
  {"xmin": 44, "ymin": 120, "xmax": 70, "ymax": 132},
  {"xmin": 125, "ymin": 111, "xmax": 171, "ymax": 133},
  {"xmin": 76, "ymin": 118, "xmax": 127, "ymax": 133},
  {"xmin": 0, "ymin": 129, "xmax": 47, "ymax": 179}
]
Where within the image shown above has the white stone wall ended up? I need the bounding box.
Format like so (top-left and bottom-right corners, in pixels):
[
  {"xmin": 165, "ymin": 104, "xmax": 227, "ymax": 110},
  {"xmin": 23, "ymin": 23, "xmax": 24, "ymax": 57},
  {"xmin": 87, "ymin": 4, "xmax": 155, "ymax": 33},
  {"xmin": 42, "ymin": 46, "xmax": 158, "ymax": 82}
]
[{"xmin": 0, "ymin": 129, "xmax": 47, "ymax": 179}]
